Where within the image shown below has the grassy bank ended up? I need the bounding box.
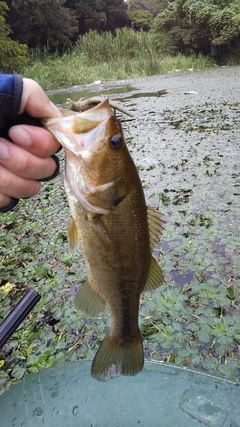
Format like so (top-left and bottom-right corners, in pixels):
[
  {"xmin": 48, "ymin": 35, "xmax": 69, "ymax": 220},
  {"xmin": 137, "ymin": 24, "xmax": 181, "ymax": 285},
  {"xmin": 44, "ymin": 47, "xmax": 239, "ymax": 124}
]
[{"xmin": 23, "ymin": 28, "xmax": 215, "ymax": 90}]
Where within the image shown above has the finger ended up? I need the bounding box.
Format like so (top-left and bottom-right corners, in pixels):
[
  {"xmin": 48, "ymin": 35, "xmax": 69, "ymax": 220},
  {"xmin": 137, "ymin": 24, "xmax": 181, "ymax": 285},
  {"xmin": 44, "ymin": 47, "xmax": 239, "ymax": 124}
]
[
  {"xmin": 9, "ymin": 125, "xmax": 61, "ymax": 157},
  {"xmin": 0, "ymin": 139, "xmax": 58, "ymax": 180},
  {"xmin": 0, "ymin": 193, "xmax": 12, "ymax": 210},
  {"xmin": 20, "ymin": 78, "xmax": 61, "ymax": 118},
  {"xmin": 0, "ymin": 165, "xmax": 41, "ymax": 199},
  {"xmin": 0, "ymin": 196, "xmax": 19, "ymax": 212}
]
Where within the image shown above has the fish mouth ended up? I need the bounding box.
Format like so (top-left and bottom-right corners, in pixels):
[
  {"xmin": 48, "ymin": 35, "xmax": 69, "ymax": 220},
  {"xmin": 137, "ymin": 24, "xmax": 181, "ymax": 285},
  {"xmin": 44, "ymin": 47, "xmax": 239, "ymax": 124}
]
[
  {"xmin": 44, "ymin": 99, "xmax": 113, "ymax": 156},
  {"xmin": 53, "ymin": 122, "xmax": 108, "ymax": 159}
]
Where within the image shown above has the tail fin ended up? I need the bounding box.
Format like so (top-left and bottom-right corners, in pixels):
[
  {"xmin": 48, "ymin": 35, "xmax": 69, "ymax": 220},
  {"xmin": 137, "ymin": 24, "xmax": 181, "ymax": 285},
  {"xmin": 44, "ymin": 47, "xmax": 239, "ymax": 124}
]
[{"xmin": 91, "ymin": 329, "xmax": 144, "ymax": 382}]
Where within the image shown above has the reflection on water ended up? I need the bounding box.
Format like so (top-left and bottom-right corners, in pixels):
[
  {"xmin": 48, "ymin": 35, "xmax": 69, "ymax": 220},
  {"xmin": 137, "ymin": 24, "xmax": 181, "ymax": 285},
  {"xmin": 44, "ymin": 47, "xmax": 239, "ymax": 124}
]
[
  {"xmin": 48, "ymin": 84, "xmax": 167, "ymax": 106},
  {"xmin": 48, "ymin": 84, "xmax": 138, "ymax": 105}
]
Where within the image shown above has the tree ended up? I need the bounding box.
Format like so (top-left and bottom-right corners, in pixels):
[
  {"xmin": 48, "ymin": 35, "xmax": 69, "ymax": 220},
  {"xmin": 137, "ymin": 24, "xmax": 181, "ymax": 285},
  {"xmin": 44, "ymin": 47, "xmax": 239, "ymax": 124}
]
[
  {"xmin": 128, "ymin": 0, "xmax": 168, "ymax": 17},
  {"xmin": 104, "ymin": 0, "xmax": 129, "ymax": 32},
  {"xmin": 0, "ymin": 1, "xmax": 27, "ymax": 72},
  {"xmin": 151, "ymin": 0, "xmax": 240, "ymax": 55},
  {"xmin": 66, "ymin": 0, "xmax": 129, "ymax": 34},
  {"xmin": 127, "ymin": 0, "xmax": 168, "ymax": 30},
  {"xmin": 66, "ymin": 0, "xmax": 106, "ymax": 34},
  {"xmin": 5, "ymin": 0, "xmax": 78, "ymax": 52},
  {"xmin": 128, "ymin": 9, "xmax": 153, "ymax": 30}
]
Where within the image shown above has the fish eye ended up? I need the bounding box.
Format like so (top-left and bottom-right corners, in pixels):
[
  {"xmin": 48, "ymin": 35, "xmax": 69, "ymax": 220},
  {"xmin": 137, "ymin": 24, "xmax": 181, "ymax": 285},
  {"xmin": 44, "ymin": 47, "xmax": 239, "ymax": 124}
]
[{"xmin": 110, "ymin": 134, "xmax": 123, "ymax": 150}]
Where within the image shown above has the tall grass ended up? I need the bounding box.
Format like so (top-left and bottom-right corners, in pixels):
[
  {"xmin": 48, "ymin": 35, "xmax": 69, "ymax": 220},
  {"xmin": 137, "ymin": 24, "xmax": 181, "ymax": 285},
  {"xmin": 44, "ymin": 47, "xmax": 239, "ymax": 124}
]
[
  {"xmin": 74, "ymin": 28, "xmax": 155, "ymax": 63},
  {"xmin": 24, "ymin": 28, "xmax": 215, "ymax": 90}
]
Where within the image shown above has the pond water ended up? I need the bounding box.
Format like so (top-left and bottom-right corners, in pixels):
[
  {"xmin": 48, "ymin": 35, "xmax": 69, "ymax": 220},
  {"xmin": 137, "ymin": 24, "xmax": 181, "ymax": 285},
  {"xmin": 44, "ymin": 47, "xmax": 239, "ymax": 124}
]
[
  {"xmin": 1, "ymin": 66, "xmax": 240, "ymax": 393},
  {"xmin": 47, "ymin": 83, "xmax": 138, "ymax": 105}
]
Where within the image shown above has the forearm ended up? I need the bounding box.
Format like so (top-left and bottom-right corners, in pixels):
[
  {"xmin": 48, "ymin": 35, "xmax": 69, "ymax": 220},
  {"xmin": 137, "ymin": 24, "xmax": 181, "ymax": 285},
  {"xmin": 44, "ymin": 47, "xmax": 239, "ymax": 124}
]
[{"xmin": 0, "ymin": 74, "xmax": 23, "ymax": 137}]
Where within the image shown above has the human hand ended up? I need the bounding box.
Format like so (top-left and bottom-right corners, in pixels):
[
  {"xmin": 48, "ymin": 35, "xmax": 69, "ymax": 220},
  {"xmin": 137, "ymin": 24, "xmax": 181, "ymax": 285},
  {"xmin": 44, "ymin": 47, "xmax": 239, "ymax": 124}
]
[{"xmin": 0, "ymin": 78, "xmax": 62, "ymax": 211}]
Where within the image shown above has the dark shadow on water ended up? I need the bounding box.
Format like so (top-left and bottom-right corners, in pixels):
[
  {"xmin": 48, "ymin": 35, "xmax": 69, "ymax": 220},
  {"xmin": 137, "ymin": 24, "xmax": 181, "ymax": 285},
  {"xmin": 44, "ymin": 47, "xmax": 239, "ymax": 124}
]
[
  {"xmin": 154, "ymin": 240, "xmax": 194, "ymax": 286},
  {"xmin": 120, "ymin": 90, "xmax": 168, "ymax": 100},
  {"xmin": 170, "ymin": 270, "xmax": 194, "ymax": 286}
]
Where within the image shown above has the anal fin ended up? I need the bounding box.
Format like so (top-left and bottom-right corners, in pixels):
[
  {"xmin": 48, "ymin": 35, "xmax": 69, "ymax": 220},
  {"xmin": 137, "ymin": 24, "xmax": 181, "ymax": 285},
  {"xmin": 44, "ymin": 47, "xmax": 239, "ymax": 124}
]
[{"xmin": 144, "ymin": 256, "xmax": 164, "ymax": 291}]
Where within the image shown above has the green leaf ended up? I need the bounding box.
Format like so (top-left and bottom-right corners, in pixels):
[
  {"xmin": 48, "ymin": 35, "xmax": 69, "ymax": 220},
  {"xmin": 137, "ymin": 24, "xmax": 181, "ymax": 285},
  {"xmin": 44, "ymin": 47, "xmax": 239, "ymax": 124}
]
[
  {"xmin": 11, "ymin": 366, "xmax": 26, "ymax": 381},
  {"xmin": 227, "ymin": 286, "xmax": 235, "ymax": 300}
]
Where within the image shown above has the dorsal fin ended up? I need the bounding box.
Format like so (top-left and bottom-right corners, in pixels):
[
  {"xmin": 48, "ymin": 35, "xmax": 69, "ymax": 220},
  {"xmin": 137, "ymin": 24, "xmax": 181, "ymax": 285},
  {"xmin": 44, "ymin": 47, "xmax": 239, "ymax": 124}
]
[{"xmin": 147, "ymin": 206, "xmax": 165, "ymax": 252}]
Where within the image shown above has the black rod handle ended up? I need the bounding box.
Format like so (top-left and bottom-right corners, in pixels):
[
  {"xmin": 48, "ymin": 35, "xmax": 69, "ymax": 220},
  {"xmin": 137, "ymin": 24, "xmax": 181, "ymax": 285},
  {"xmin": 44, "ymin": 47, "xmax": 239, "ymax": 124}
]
[{"xmin": 0, "ymin": 289, "xmax": 41, "ymax": 348}]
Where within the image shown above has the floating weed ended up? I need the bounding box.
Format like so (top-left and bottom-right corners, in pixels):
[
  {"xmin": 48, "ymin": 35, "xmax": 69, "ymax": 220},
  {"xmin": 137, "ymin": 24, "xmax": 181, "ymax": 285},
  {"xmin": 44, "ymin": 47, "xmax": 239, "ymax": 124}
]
[
  {"xmin": 227, "ymin": 286, "xmax": 235, "ymax": 300},
  {"xmin": 159, "ymin": 188, "xmax": 193, "ymax": 206}
]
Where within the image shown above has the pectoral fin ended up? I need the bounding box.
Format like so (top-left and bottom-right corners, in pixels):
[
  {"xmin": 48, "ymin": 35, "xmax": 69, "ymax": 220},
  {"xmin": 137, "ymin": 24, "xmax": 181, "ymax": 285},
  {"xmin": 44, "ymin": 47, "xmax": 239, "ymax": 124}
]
[
  {"xmin": 74, "ymin": 277, "xmax": 106, "ymax": 315},
  {"xmin": 87, "ymin": 177, "xmax": 127, "ymax": 213},
  {"xmin": 68, "ymin": 217, "xmax": 80, "ymax": 253},
  {"xmin": 144, "ymin": 256, "xmax": 164, "ymax": 291},
  {"xmin": 87, "ymin": 213, "xmax": 110, "ymax": 249}
]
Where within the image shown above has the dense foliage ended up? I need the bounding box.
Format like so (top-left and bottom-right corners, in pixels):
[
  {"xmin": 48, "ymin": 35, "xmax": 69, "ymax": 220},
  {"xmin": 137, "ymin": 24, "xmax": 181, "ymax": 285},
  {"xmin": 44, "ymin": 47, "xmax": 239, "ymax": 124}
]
[
  {"xmin": 151, "ymin": 0, "xmax": 240, "ymax": 55},
  {"xmin": 5, "ymin": 0, "xmax": 78, "ymax": 53},
  {"xmin": 1, "ymin": 0, "xmax": 240, "ymax": 72},
  {"xmin": 0, "ymin": 1, "xmax": 27, "ymax": 72},
  {"xmin": 127, "ymin": 0, "xmax": 168, "ymax": 30},
  {"xmin": 66, "ymin": 0, "xmax": 129, "ymax": 34},
  {"xmin": 5, "ymin": 0, "xmax": 129, "ymax": 51}
]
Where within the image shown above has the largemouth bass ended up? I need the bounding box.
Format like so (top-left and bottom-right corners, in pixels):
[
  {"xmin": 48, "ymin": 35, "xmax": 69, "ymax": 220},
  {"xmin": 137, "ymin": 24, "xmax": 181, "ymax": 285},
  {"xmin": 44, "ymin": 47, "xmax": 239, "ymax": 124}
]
[{"xmin": 44, "ymin": 99, "xmax": 164, "ymax": 381}]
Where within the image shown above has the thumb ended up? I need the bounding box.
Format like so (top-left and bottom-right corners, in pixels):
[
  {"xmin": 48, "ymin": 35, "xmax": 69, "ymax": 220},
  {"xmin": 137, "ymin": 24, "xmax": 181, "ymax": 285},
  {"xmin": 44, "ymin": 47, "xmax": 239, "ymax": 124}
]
[{"xmin": 19, "ymin": 78, "xmax": 61, "ymax": 118}]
